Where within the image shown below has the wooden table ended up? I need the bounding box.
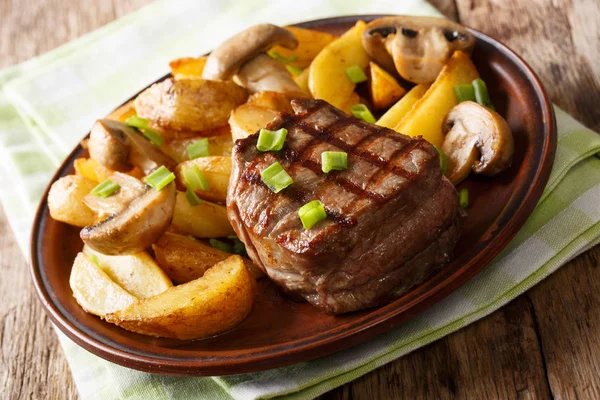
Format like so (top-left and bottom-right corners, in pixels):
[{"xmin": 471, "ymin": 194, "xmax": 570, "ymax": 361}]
[{"xmin": 1, "ymin": 0, "xmax": 598, "ymax": 398}]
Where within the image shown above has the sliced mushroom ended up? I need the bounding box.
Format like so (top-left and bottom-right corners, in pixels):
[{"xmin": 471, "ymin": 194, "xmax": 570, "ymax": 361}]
[
  {"xmin": 441, "ymin": 101, "xmax": 514, "ymax": 185},
  {"xmin": 363, "ymin": 16, "xmax": 475, "ymax": 84},
  {"xmin": 202, "ymin": 24, "xmax": 303, "ymax": 95},
  {"xmin": 88, "ymin": 119, "xmax": 176, "ymax": 175},
  {"xmin": 82, "ymin": 172, "xmax": 147, "ymax": 219},
  {"xmin": 80, "ymin": 181, "xmax": 176, "ymax": 255}
]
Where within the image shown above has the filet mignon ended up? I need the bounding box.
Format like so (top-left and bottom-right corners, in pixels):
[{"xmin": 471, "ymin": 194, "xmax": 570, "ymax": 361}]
[{"xmin": 227, "ymin": 99, "xmax": 462, "ymax": 314}]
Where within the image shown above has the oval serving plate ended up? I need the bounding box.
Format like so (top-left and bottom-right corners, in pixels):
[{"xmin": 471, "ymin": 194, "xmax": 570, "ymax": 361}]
[{"xmin": 30, "ymin": 15, "xmax": 556, "ymax": 375}]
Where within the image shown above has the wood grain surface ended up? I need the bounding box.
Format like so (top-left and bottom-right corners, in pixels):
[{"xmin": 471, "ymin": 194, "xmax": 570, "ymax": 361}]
[{"xmin": 1, "ymin": 0, "xmax": 599, "ymax": 398}]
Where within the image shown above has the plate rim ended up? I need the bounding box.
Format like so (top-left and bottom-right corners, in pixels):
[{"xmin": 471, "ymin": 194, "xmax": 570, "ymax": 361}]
[{"xmin": 29, "ymin": 14, "xmax": 557, "ymax": 375}]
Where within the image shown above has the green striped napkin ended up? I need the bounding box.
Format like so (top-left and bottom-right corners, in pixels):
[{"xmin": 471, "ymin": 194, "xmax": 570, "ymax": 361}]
[{"xmin": 1, "ymin": 0, "xmax": 599, "ymax": 398}]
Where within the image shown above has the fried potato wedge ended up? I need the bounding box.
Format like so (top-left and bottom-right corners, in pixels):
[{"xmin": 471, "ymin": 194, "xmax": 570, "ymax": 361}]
[
  {"xmin": 169, "ymin": 56, "xmax": 207, "ymax": 80},
  {"xmin": 176, "ymin": 156, "xmax": 231, "ymax": 203},
  {"xmin": 293, "ymin": 67, "xmax": 310, "ymax": 95},
  {"xmin": 74, "ymin": 158, "xmax": 143, "ymax": 183},
  {"xmin": 160, "ymin": 130, "xmax": 233, "ymax": 163},
  {"xmin": 70, "ymin": 252, "xmax": 138, "ymax": 316},
  {"xmin": 247, "ymin": 91, "xmax": 294, "ymax": 113},
  {"xmin": 134, "ymin": 78, "xmax": 248, "ymax": 133},
  {"xmin": 269, "ymin": 26, "xmax": 337, "ymax": 69},
  {"xmin": 48, "ymin": 175, "xmax": 97, "ymax": 227},
  {"xmin": 153, "ymin": 232, "xmax": 263, "ymax": 284},
  {"xmin": 107, "ymin": 100, "xmax": 136, "ymax": 122},
  {"xmin": 376, "ymin": 84, "xmax": 429, "ymax": 129},
  {"xmin": 229, "ymin": 104, "xmax": 279, "ymax": 142},
  {"xmin": 308, "ymin": 21, "xmax": 369, "ymax": 110},
  {"xmin": 393, "ymin": 51, "xmax": 480, "ymax": 147},
  {"xmin": 172, "ymin": 191, "xmax": 234, "ymax": 237},
  {"xmin": 83, "ymin": 246, "xmax": 172, "ymax": 299},
  {"xmin": 369, "ymin": 62, "xmax": 407, "ymax": 109},
  {"xmin": 105, "ymin": 255, "xmax": 254, "ymax": 339}
]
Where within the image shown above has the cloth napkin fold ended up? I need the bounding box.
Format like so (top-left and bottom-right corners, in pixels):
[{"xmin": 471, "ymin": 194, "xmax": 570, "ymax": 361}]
[{"xmin": 1, "ymin": 0, "xmax": 599, "ymax": 399}]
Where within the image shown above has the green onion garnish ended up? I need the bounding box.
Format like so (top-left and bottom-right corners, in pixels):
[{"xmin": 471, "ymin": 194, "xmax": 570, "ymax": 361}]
[
  {"xmin": 350, "ymin": 104, "xmax": 376, "ymax": 124},
  {"xmin": 232, "ymin": 240, "xmax": 247, "ymax": 256},
  {"xmin": 268, "ymin": 51, "xmax": 298, "ymax": 63},
  {"xmin": 298, "ymin": 200, "xmax": 327, "ymax": 230},
  {"xmin": 256, "ymin": 128, "xmax": 288, "ymax": 152},
  {"xmin": 459, "ymin": 188, "xmax": 469, "ymax": 208},
  {"xmin": 286, "ymin": 65, "xmax": 303, "ymax": 75},
  {"xmin": 182, "ymin": 164, "xmax": 210, "ymax": 191},
  {"xmin": 210, "ymin": 238, "xmax": 233, "ymax": 253},
  {"xmin": 90, "ymin": 179, "xmax": 120, "ymax": 198},
  {"xmin": 472, "ymin": 78, "xmax": 495, "ymax": 110},
  {"xmin": 345, "ymin": 65, "xmax": 368, "ymax": 84},
  {"xmin": 321, "ymin": 151, "xmax": 348, "ymax": 173},
  {"xmin": 125, "ymin": 115, "xmax": 165, "ymax": 147},
  {"xmin": 88, "ymin": 254, "xmax": 101, "ymax": 266},
  {"xmin": 432, "ymin": 145, "xmax": 449, "ymax": 175},
  {"xmin": 453, "ymin": 84, "xmax": 476, "ymax": 103},
  {"xmin": 186, "ymin": 138, "xmax": 210, "ymax": 159},
  {"xmin": 185, "ymin": 187, "xmax": 202, "ymax": 206},
  {"xmin": 260, "ymin": 161, "xmax": 293, "ymax": 193},
  {"xmin": 144, "ymin": 166, "xmax": 175, "ymax": 190},
  {"xmin": 125, "ymin": 115, "xmax": 149, "ymax": 130}
]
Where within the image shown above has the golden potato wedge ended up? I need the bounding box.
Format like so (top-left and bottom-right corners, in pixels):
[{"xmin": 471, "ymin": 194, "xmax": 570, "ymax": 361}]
[
  {"xmin": 369, "ymin": 62, "xmax": 407, "ymax": 109},
  {"xmin": 293, "ymin": 67, "xmax": 310, "ymax": 95},
  {"xmin": 176, "ymin": 156, "xmax": 231, "ymax": 203},
  {"xmin": 160, "ymin": 132, "xmax": 233, "ymax": 163},
  {"xmin": 153, "ymin": 232, "xmax": 263, "ymax": 284},
  {"xmin": 308, "ymin": 21, "xmax": 370, "ymax": 110},
  {"xmin": 83, "ymin": 246, "xmax": 172, "ymax": 299},
  {"xmin": 172, "ymin": 191, "xmax": 234, "ymax": 238},
  {"xmin": 376, "ymin": 84, "xmax": 430, "ymax": 129},
  {"xmin": 70, "ymin": 252, "xmax": 138, "ymax": 317},
  {"xmin": 134, "ymin": 78, "xmax": 248, "ymax": 133},
  {"xmin": 269, "ymin": 26, "xmax": 337, "ymax": 69},
  {"xmin": 247, "ymin": 91, "xmax": 293, "ymax": 113},
  {"xmin": 169, "ymin": 56, "xmax": 207, "ymax": 80},
  {"xmin": 48, "ymin": 175, "xmax": 96, "ymax": 227},
  {"xmin": 229, "ymin": 104, "xmax": 279, "ymax": 142},
  {"xmin": 393, "ymin": 51, "xmax": 480, "ymax": 147},
  {"xmin": 74, "ymin": 157, "xmax": 144, "ymax": 182},
  {"xmin": 105, "ymin": 255, "xmax": 254, "ymax": 339},
  {"xmin": 107, "ymin": 100, "xmax": 136, "ymax": 122}
]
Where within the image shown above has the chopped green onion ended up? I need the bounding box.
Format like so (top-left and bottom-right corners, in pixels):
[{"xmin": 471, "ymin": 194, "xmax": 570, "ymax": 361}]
[
  {"xmin": 345, "ymin": 65, "xmax": 368, "ymax": 84},
  {"xmin": 125, "ymin": 115, "xmax": 164, "ymax": 146},
  {"xmin": 459, "ymin": 188, "xmax": 469, "ymax": 208},
  {"xmin": 227, "ymin": 234, "xmax": 239, "ymax": 240},
  {"xmin": 321, "ymin": 151, "xmax": 348, "ymax": 173},
  {"xmin": 232, "ymin": 240, "xmax": 247, "ymax": 256},
  {"xmin": 256, "ymin": 128, "xmax": 288, "ymax": 152},
  {"xmin": 186, "ymin": 138, "xmax": 210, "ymax": 159},
  {"xmin": 298, "ymin": 200, "xmax": 327, "ymax": 230},
  {"xmin": 432, "ymin": 145, "xmax": 449, "ymax": 175},
  {"xmin": 125, "ymin": 115, "xmax": 149, "ymax": 130},
  {"xmin": 210, "ymin": 238, "xmax": 233, "ymax": 253},
  {"xmin": 88, "ymin": 254, "xmax": 101, "ymax": 266},
  {"xmin": 260, "ymin": 162, "xmax": 293, "ymax": 193},
  {"xmin": 350, "ymin": 104, "xmax": 376, "ymax": 124},
  {"xmin": 453, "ymin": 84, "xmax": 476, "ymax": 103},
  {"xmin": 185, "ymin": 187, "xmax": 202, "ymax": 206},
  {"xmin": 183, "ymin": 164, "xmax": 210, "ymax": 191},
  {"xmin": 268, "ymin": 51, "xmax": 298, "ymax": 63},
  {"xmin": 90, "ymin": 179, "xmax": 120, "ymax": 198},
  {"xmin": 144, "ymin": 166, "xmax": 175, "ymax": 190},
  {"xmin": 472, "ymin": 78, "xmax": 494, "ymax": 110},
  {"xmin": 286, "ymin": 65, "xmax": 303, "ymax": 75}
]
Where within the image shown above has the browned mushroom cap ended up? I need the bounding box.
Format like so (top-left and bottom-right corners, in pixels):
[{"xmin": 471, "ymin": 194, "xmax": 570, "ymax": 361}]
[
  {"xmin": 202, "ymin": 24, "xmax": 298, "ymax": 81},
  {"xmin": 441, "ymin": 101, "xmax": 514, "ymax": 185},
  {"xmin": 80, "ymin": 181, "xmax": 176, "ymax": 255},
  {"xmin": 236, "ymin": 54, "xmax": 306, "ymax": 96},
  {"xmin": 362, "ymin": 16, "xmax": 475, "ymax": 84},
  {"xmin": 88, "ymin": 119, "xmax": 176, "ymax": 175}
]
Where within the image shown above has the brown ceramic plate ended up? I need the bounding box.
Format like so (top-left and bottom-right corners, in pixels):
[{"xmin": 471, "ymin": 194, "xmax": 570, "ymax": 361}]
[{"xmin": 30, "ymin": 15, "xmax": 556, "ymax": 376}]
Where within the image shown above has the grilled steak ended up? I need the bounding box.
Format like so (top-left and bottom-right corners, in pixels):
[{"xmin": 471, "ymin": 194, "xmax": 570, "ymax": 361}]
[{"xmin": 227, "ymin": 99, "xmax": 461, "ymax": 314}]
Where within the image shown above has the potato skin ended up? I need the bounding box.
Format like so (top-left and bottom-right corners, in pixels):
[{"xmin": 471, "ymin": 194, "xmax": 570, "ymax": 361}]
[
  {"xmin": 175, "ymin": 156, "xmax": 231, "ymax": 204},
  {"xmin": 134, "ymin": 78, "xmax": 248, "ymax": 132},
  {"xmin": 48, "ymin": 175, "xmax": 97, "ymax": 227},
  {"xmin": 171, "ymin": 191, "xmax": 234, "ymax": 238},
  {"xmin": 105, "ymin": 255, "xmax": 254, "ymax": 340}
]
